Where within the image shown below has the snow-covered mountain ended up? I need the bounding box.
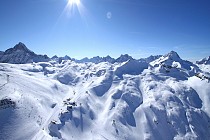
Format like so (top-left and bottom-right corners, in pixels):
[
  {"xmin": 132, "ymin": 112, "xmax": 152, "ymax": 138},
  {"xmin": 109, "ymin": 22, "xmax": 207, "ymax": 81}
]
[
  {"xmin": 76, "ymin": 54, "xmax": 133, "ymax": 64},
  {"xmin": 115, "ymin": 54, "xmax": 133, "ymax": 63},
  {"xmin": 196, "ymin": 56, "xmax": 210, "ymax": 65},
  {"xmin": 0, "ymin": 48, "xmax": 210, "ymax": 140},
  {"xmin": 102, "ymin": 55, "xmax": 116, "ymax": 63},
  {"xmin": 76, "ymin": 55, "xmax": 115, "ymax": 64},
  {"xmin": 0, "ymin": 43, "xmax": 157, "ymax": 64},
  {"xmin": 51, "ymin": 55, "xmax": 74, "ymax": 64},
  {"xmin": 150, "ymin": 51, "xmax": 200, "ymax": 80},
  {"xmin": 195, "ymin": 56, "xmax": 210, "ymax": 78},
  {"xmin": 0, "ymin": 42, "xmax": 50, "ymax": 64},
  {"xmin": 139, "ymin": 55, "xmax": 162, "ymax": 63}
]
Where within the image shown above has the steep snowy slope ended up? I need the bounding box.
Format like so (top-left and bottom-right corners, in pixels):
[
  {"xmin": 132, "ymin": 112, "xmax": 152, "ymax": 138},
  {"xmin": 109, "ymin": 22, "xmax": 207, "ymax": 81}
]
[
  {"xmin": 0, "ymin": 51, "xmax": 210, "ymax": 140},
  {"xmin": 0, "ymin": 63, "xmax": 71, "ymax": 140}
]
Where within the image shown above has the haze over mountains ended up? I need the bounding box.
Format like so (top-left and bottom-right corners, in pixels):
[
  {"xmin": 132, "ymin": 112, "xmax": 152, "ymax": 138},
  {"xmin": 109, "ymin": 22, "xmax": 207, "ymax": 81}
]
[{"xmin": 0, "ymin": 42, "xmax": 210, "ymax": 140}]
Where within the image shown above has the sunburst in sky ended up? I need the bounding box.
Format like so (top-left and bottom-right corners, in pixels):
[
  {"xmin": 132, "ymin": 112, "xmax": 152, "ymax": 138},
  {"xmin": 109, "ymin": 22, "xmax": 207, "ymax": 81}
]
[{"xmin": 65, "ymin": 0, "xmax": 81, "ymax": 16}]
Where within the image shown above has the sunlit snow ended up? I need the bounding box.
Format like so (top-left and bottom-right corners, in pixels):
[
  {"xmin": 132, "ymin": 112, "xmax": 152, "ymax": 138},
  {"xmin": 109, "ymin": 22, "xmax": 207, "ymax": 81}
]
[{"xmin": 0, "ymin": 47, "xmax": 210, "ymax": 140}]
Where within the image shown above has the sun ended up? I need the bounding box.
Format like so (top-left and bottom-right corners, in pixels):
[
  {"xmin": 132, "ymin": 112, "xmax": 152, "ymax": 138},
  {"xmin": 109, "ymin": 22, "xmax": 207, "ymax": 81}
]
[
  {"xmin": 59, "ymin": 0, "xmax": 85, "ymax": 18},
  {"xmin": 68, "ymin": 0, "xmax": 80, "ymax": 5}
]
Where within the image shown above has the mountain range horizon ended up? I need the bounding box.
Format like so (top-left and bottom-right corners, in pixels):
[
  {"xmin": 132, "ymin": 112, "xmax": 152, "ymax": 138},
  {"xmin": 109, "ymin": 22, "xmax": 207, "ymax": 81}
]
[{"xmin": 0, "ymin": 42, "xmax": 209, "ymax": 65}]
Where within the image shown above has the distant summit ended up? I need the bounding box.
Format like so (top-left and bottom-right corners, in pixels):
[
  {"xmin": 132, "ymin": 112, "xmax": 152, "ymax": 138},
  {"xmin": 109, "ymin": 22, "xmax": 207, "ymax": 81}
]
[
  {"xmin": 51, "ymin": 55, "xmax": 74, "ymax": 63},
  {"xmin": 1, "ymin": 43, "xmax": 206, "ymax": 68},
  {"xmin": 115, "ymin": 54, "xmax": 133, "ymax": 63},
  {"xmin": 196, "ymin": 56, "xmax": 210, "ymax": 65},
  {"xmin": 150, "ymin": 51, "xmax": 200, "ymax": 79},
  {"xmin": 51, "ymin": 55, "xmax": 58, "ymax": 59},
  {"xmin": 76, "ymin": 55, "xmax": 115, "ymax": 63},
  {"xmin": 0, "ymin": 42, "xmax": 49, "ymax": 64},
  {"xmin": 76, "ymin": 54, "xmax": 133, "ymax": 64},
  {"xmin": 4, "ymin": 42, "xmax": 34, "ymax": 55},
  {"xmin": 164, "ymin": 51, "xmax": 181, "ymax": 61},
  {"xmin": 139, "ymin": 55, "xmax": 162, "ymax": 63},
  {"xmin": 102, "ymin": 55, "xmax": 115, "ymax": 63},
  {"xmin": 150, "ymin": 51, "xmax": 195, "ymax": 68}
]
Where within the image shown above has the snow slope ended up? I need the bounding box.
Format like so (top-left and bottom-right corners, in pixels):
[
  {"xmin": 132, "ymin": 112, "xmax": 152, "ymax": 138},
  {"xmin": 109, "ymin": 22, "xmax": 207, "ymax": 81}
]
[{"xmin": 0, "ymin": 51, "xmax": 210, "ymax": 140}]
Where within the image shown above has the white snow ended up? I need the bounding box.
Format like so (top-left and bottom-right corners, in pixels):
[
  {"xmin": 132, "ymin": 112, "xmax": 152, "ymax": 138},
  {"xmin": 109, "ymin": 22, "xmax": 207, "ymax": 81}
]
[{"xmin": 0, "ymin": 52, "xmax": 210, "ymax": 140}]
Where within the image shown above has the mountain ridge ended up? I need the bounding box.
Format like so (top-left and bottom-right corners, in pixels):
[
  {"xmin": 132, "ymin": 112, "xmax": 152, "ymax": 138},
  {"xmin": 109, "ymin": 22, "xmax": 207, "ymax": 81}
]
[
  {"xmin": 0, "ymin": 42, "xmax": 50, "ymax": 64},
  {"xmin": 196, "ymin": 56, "xmax": 210, "ymax": 65},
  {"xmin": 0, "ymin": 43, "xmax": 209, "ymax": 66}
]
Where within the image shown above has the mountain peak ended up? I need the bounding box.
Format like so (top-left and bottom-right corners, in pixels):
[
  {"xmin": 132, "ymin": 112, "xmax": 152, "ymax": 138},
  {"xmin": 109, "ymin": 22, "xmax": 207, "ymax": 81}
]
[
  {"xmin": 64, "ymin": 55, "xmax": 71, "ymax": 60},
  {"xmin": 139, "ymin": 55, "xmax": 162, "ymax": 63},
  {"xmin": 51, "ymin": 55, "xmax": 58, "ymax": 59},
  {"xmin": 13, "ymin": 42, "xmax": 32, "ymax": 52},
  {"xmin": 196, "ymin": 56, "xmax": 210, "ymax": 65},
  {"xmin": 105, "ymin": 55, "xmax": 111, "ymax": 58},
  {"xmin": 165, "ymin": 51, "xmax": 180, "ymax": 60},
  {"xmin": 4, "ymin": 42, "xmax": 33, "ymax": 54},
  {"xmin": 115, "ymin": 54, "xmax": 133, "ymax": 62},
  {"xmin": 0, "ymin": 42, "xmax": 49, "ymax": 64}
]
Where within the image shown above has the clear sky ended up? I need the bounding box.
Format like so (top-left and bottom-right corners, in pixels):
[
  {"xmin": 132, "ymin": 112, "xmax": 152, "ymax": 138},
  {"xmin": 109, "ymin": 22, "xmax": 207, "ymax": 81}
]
[{"xmin": 0, "ymin": 0, "xmax": 210, "ymax": 61}]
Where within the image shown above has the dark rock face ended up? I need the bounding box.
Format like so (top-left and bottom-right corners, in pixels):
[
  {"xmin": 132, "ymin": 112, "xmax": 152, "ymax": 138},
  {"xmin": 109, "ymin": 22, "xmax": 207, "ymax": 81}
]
[
  {"xmin": 76, "ymin": 55, "xmax": 115, "ymax": 64},
  {"xmin": 0, "ymin": 42, "xmax": 49, "ymax": 64},
  {"xmin": 196, "ymin": 56, "xmax": 210, "ymax": 65},
  {"xmin": 115, "ymin": 54, "xmax": 133, "ymax": 63}
]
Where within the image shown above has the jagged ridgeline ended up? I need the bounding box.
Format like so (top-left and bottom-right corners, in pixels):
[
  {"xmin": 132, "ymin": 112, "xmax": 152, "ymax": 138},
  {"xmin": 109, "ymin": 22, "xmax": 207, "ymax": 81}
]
[
  {"xmin": 0, "ymin": 43, "xmax": 210, "ymax": 140},
  {"xmin": 0, "ymin": 42, "xmax": 163, "ymax": 64},
  {"xmin": 0, "ymin": 42, "xmax": 49, "ymax": 64}
]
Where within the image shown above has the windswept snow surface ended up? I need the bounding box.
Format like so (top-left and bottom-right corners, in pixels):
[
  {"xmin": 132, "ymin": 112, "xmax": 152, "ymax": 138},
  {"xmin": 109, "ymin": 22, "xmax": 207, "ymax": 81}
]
[{"xmin": 0, "ymin": 53, "xmax": 210, "ymax": 140}]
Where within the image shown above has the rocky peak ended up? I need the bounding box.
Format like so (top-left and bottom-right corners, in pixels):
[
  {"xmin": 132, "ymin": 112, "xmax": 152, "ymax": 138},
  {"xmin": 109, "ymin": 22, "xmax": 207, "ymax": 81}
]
[
  {"xmin": 5, "ymin": 42, "xmax": 33, "ymax": 54},
  {"xmin": 164, "ymin": 51, "xmax": 180, "ymax": 60},
  {"xmin": 196, "ymin": 56, "xmax": 210, "ymax": 65},
  {"xmin": 115, "ymin": 54, "xmax": 133, "ymax": 62},
  {"xmin": 51, "ymin": 55, "xmax": 58, "ymax": 59},
  {"xmin": 0, "ymin": 42, "xmax": 49, "ymax": 64}
]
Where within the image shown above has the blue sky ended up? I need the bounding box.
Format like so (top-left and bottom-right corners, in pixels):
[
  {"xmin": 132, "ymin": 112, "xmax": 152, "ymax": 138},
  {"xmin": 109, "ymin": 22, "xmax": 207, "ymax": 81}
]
[{"xmin": 0, "ymin": 0, "xmax": 210, "ymax": 61}]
